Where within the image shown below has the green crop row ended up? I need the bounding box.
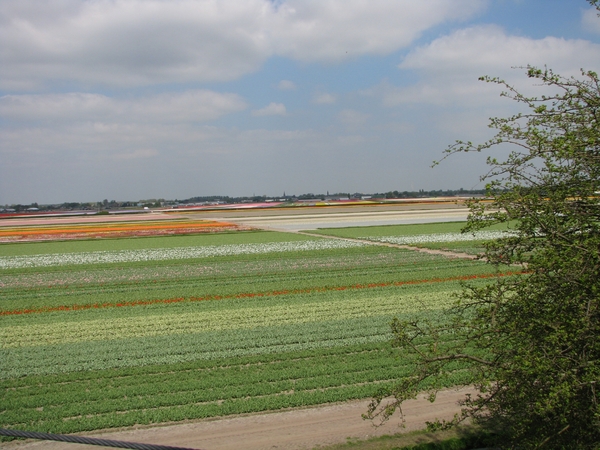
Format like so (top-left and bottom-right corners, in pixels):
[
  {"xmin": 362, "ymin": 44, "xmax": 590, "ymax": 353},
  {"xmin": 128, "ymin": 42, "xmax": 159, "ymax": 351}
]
[
  {"xmin": 2, "ymin": 342, "xmax": 472, "ymax": 434},
  {"xmin": 2, "ymin": 341, "xmax": 388, "ymax": 389},
  {"xmin": 1, "ymin": 305, "xmax": 454, "ymax": 378}
]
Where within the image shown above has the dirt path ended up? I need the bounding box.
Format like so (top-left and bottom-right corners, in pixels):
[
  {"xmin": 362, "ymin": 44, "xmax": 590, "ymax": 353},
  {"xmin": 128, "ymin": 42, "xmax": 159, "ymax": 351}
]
[
  {"xmin": 294, "ymin": 230, "xmax": 479, "ymax": 260},
  {"xmin": 4, "ymin": 388, "xmax": 473, "ymax": 450}
]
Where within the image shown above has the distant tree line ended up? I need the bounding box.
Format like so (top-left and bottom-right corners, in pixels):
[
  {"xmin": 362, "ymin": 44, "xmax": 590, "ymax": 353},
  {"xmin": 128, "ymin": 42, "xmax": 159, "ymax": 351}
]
[
  {"xmin": 1, "ymin": 189, "xmax": 488, "ymax": 212},
  {"xmin": 372, "ymin": 188, "xmax": 487, "ymax": 199},
  {"xmin": 178, "ymin": 189, "xmax": 487, "ymax": 203}
]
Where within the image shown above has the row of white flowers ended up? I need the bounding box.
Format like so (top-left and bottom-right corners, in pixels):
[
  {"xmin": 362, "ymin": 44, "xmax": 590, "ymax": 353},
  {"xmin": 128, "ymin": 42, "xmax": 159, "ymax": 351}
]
[
  {"xmin": 0, "ymin": 239, "xmax": 366, "ymax": 269},
  {"xmin": 361, "ymin": 230, "xmax": 516, "ymax": 246}
]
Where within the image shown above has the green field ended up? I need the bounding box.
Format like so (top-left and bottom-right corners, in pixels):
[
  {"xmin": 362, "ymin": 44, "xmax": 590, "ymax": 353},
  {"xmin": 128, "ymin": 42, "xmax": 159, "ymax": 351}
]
[{"xmin": 0, "ymin": 225, "xmax": 513, "ymax": 434}]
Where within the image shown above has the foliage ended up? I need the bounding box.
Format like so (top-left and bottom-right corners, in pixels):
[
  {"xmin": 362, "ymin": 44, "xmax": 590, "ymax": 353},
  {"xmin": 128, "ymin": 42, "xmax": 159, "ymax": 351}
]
[
  {"xmin": 365, "ymin": 66, "xmax": 600, "ymax": 448},
  {"xmin": 397, "ymin": 432, "xmax": 496, "ymax": 450}
]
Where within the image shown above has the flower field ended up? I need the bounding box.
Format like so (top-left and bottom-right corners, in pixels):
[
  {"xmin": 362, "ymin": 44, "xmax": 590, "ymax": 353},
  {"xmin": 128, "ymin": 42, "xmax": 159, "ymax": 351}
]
[
  {"xmin": 0, "ymin": 222, "xmax": 518, "ymax": 435},
  {"xmin": 0, "ymin": 218, "xmax": 247, "ymax": 242}
]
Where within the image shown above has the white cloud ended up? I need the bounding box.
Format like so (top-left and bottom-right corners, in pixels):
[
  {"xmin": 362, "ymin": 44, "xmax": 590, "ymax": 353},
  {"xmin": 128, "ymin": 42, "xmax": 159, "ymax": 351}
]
[
  {"xmin": 400, "ymin": 25, "xmax": 600, "ymax": 75},
  {"xmin": 113, "ymin": 149, "xmax": 159, "ymax": 161},
  {"xmin": 277, "ymin": 80, "xmax": 297, "ymax": 90},
  {"xmin": 251, "ymin": 102, "xmax": 286, "ymax": 116},
  {"xmin": 0, "ymin": 90, "xmax": 247, "ymax": 123},
  {"xmin": 0, "ymin": 0, "xmax": 486, "ymax": 90},
  {"xmin": 313, "ymin": 93, "xmax": 336, "ymax": 104},
  {"xmin": 0, "ymin": 0, "xmax": 272, "ymax": 89},
  {"xmin": 382, "ymin": 25, "xmax": 600, "ymax": 107},
  {"xmin": 582, "ymin": 7, "xmax": 600, "ymax": 34},
  {"xmin": 1, "ymin": 122, "xmax": 316, "ymax": 166},
  {"xmin": 338, "ymin": 109, "xmax": 369, "ymax": 126},
  {"xmin": 270, "ymin": 0, "xmax": 486, "ymax": 63}
]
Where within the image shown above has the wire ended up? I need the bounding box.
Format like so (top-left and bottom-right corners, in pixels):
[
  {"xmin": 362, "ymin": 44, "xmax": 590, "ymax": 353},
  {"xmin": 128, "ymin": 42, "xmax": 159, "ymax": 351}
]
[{"xmin": 0, "ymin": 428, "xmax": 202, "ymax": 450}]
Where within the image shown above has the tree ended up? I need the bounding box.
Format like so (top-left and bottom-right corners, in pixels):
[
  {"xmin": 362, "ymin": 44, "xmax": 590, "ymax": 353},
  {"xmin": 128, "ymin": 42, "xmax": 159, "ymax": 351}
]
[{"xmin": 365, "ymin": 68, "xmax": 600, "ymax": 449}]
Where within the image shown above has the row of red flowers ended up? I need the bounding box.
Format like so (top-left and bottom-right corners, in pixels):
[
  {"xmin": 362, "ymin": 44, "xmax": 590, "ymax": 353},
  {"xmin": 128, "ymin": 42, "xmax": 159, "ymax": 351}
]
[{"xmin": 1, "ymin": 271, "xmax": 526, "ymax": 317}]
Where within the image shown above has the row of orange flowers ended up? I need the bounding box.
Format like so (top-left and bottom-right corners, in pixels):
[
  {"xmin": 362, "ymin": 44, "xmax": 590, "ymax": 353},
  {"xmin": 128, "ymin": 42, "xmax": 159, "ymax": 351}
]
[
  {"xmin": 1, "ymin": 271, "xmax": 526, "ymax": 316},
  {"xmin": 0, "ymin": 220, "xmax": 237, "ymax": 236}
]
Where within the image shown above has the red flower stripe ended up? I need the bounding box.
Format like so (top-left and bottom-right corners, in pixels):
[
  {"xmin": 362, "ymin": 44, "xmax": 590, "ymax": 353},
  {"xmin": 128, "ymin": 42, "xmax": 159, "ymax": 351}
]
[{"xmin": 0, "ymin": 271, "xmax": 526, "ymax": 317}]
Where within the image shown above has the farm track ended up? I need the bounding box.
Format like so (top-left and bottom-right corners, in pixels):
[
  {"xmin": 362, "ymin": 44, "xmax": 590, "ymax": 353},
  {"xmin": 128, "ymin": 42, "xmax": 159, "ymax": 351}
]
[{"xmin": 294, "ymin": 229, "xmax": 480, "ymax": 260}]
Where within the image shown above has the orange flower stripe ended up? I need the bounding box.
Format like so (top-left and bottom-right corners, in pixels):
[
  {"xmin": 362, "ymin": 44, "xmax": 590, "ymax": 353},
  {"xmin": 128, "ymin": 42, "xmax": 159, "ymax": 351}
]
[
  {"xmin": 0, "ymin": 270, "xmax": 526, "ymax": 316},
  {"xmin": 0, "ymin": 221, "xmax": 236, "ymax": 236}
]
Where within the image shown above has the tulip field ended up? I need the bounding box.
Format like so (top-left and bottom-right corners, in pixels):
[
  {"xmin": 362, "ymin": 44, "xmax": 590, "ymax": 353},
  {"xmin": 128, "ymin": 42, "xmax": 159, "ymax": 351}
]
[
  {"xmin": 0, "ymin": 218, "xmax": 248, "ymax": 242},
  {"xmin": 0, "ymin": 218, "xmax": 519, "ymax": 435}
]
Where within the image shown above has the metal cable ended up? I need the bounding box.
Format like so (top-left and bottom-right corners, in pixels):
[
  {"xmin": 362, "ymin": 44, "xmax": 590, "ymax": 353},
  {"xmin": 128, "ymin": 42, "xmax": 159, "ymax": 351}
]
[{"xmin": 0, "ymin": 428, "xmax": 202, "ymax": 450}]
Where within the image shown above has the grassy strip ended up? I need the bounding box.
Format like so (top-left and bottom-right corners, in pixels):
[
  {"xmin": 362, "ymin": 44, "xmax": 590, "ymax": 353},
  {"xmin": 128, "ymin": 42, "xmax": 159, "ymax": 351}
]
[{"xmin": 319, "ymin": 426, "xmax": 496, "ymax": 450}]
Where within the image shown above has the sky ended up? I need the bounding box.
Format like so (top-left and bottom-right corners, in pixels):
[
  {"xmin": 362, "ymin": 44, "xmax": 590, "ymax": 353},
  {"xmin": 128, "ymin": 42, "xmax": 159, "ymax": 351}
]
[{"xmin": 1, "ymin": 0, "xmax": 600, "ymax": 205}]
